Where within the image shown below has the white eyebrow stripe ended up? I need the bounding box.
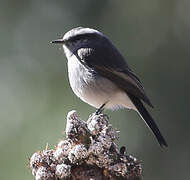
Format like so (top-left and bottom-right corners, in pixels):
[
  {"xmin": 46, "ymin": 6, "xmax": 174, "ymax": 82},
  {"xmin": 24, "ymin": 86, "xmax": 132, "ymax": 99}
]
[
  {"xmin": 78, "ymin": 28, "xmax": 102, "ymax": 35},
  {"xmin": 63, "ymin": 27, "xmax": 104, "ymax": 41}
]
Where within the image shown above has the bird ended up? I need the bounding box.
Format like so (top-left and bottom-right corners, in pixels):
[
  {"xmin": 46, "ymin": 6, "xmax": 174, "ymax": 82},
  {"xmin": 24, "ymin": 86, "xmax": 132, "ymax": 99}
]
[{"xmin": 51, "ymin": 27, "xmax": 167, "ymax": 147}]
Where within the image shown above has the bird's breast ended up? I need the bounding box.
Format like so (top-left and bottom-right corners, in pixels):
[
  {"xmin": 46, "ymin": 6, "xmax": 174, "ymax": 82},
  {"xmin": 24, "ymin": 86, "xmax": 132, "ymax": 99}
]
[
  {"xmin": 67, "ymin": 55, "xmax": 91, "ymax": 97},
  {"xmin": 67, "ymin": 55, "xmax": 112, "ymax": 107},
  {"xmin": 67, "ymin": 54, "xmax": 135, "ymax": 110}
]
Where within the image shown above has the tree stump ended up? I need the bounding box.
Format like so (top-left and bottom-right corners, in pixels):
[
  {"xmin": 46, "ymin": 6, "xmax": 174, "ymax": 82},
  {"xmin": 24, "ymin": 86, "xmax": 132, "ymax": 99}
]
[{"xmin": 29, "ymin": 111, "xmax": 142, "ymax": 180}]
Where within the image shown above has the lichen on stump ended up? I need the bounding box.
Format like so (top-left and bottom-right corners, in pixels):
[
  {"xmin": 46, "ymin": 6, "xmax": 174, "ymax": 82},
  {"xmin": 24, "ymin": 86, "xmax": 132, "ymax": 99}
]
[{"xmin": 29, "ymin": 110, "xmax": 142, "ymax": 180}]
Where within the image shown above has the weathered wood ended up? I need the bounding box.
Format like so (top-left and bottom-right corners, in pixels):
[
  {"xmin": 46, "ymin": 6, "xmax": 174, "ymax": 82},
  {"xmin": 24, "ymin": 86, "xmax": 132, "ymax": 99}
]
[{"xmin": 29, "ymin": 111, "xmax": 142, "ymax": 180}]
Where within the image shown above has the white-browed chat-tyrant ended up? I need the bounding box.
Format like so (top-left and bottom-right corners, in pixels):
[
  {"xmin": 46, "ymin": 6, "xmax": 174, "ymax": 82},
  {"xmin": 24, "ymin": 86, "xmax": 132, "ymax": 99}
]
[{"xmin": 51, "ymin": 27, "xmax": 167, "ymax": 147}]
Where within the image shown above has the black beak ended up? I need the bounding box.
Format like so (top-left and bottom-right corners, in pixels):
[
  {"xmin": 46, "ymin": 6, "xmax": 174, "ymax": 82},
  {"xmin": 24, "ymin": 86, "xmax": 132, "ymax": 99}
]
[{"xmin": 51, "ymin": 39, "xmax": 65, "ymax": 44}]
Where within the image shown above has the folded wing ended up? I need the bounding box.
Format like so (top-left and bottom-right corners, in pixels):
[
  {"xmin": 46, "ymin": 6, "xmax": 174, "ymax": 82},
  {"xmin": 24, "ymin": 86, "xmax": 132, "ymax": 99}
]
[{"xmin": 76, "ymin": 46, "xmax": 153, "ymax": 107}]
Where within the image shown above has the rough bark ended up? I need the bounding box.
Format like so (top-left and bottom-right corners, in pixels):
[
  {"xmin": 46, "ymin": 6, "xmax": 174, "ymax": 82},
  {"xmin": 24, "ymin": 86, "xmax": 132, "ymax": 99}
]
[{"xmin": 29, "ymin": 111, "xmax": 142, "ymax": 180}]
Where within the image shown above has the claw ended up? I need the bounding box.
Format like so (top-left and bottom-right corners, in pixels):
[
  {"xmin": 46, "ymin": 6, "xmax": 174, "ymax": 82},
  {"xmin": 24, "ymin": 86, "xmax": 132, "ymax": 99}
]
[{"xmin": 95, "ymin": 103, "xmax": 106, "ymax": 115}]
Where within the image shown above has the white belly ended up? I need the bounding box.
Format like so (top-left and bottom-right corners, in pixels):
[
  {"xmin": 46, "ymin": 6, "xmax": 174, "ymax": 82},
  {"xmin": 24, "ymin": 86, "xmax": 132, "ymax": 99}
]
[{"xmin": 67, "ymin": 54, "xmax": 135, "ymax": 110}]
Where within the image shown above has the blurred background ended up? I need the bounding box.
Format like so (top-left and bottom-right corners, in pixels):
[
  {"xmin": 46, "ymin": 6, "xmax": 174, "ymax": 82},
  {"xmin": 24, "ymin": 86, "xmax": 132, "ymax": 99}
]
[{"xmin": 0, "ymin": 0, "xmax": 189, "ymax": 179}]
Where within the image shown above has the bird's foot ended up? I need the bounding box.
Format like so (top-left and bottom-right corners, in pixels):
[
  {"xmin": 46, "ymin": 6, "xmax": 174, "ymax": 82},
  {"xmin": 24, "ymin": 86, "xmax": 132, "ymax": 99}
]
[{"xmin": 95, "ymin": 103, "xmax": 106, "ymax": 115}]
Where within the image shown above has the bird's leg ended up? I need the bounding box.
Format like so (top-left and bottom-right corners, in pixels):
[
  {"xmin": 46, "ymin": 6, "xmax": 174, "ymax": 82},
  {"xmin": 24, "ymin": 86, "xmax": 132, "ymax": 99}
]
[{"xmin": 95, "ymin": 103, "xmax": 106, "ymax": 115}]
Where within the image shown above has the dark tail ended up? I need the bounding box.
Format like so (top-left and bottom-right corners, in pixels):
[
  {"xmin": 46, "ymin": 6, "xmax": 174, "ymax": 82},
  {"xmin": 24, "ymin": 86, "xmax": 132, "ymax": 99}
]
[{"xmin": 128, "ymin": 94, "xmax": 168, "ymax": 147}]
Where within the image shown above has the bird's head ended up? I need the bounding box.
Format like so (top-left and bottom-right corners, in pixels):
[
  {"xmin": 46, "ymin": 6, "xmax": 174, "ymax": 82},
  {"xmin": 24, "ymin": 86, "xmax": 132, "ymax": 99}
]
[{"xmin": 51, "ymin": 27, "xmax": 107, "ymax": 57}]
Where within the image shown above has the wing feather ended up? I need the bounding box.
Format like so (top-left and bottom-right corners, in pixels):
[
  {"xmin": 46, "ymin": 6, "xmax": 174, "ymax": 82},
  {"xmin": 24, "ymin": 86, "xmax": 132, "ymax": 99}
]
[{"xmin": 76, "ymin": 46, "xmax": 153, "ymax": 107}]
